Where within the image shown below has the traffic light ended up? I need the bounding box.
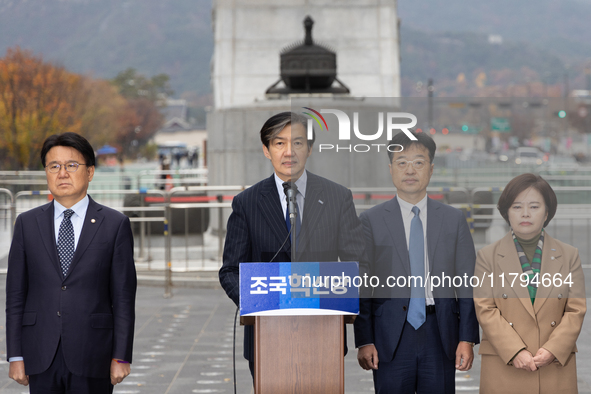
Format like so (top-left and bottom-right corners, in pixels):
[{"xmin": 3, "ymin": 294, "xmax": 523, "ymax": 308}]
[
  {"xmin": 557, "ymin": 110, "xmax": 566, "ymax": 118},
  {"xmin": 462, "ymin": 125, "xmax": 469, "ymax": 132}
]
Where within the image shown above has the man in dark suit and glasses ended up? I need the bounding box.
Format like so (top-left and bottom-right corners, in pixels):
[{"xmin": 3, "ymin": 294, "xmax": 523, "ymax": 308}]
[
  {"xmin": 6, "ymin": 132, "xmax": 137, "ymax": 393},
  {"xmin": 219, "ymin": 111, "xmax": 366, "ymax": 376},
  {"xmin": 354, "ymin": 131, "xmax": 479, "ymax": 394}
]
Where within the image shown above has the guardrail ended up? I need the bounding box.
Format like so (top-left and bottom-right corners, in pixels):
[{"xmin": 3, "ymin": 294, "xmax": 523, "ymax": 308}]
[
  {"xmin": 0, "ymin": 168, "xmax": 209, "ymax": 191},
  {"xmin": 6, "ymin": 184, "xmax": 243, "ymax": 296},
  {"xmin": 167, "ymin": 185, "xmax": 244, "ymax": 269},
  {"xmin": 3, "ymin": 183, "xmax": 591, "ymax": 292},
  {"xmin": 12, "ymin": 189, "xmax": 174, "ymax": 295},
  {"xmin": 138, "ymin": 168, "xmax": 209, "ymax": 190},
  {"xmin": 0, "ymin": 188, "xmax": 14, "ymax": 238},
  {"xmin": 467, "ymin": 186, "xmax": 591, "ymax": 263}
]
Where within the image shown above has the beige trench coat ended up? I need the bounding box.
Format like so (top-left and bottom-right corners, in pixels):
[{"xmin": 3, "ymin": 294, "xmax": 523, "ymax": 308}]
[{"xmin": 474, "ymin": 232, "xmax": 586, "ymax": 394}]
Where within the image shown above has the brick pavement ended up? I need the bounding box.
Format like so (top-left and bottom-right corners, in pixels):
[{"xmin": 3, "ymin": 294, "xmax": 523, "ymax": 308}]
[{"xmin": 0, "ymin": 281, "xmax": 589, "ymax": 393}]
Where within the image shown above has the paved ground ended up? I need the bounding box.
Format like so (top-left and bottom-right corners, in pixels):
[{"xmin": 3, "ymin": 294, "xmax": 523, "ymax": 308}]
[
  {"xmin": 0, "ymin": 283, "xmax": 490, "ymax": 394},
  {"xmin": 0, "ymin": 223, "xmax": 591, "ymax": 392},
  {"xmin": 0, "ymin": 281, "xmax": 589, "ymax": 393},
  {"xmin": 0, "ymin": 284, "xmax": 373, "ymax": 394}
]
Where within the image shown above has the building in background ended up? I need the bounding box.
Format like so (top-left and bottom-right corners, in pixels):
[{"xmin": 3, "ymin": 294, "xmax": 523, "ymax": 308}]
[{"xmin": 155, "ymin": 98, "xmax": 206, "ymax": 167}]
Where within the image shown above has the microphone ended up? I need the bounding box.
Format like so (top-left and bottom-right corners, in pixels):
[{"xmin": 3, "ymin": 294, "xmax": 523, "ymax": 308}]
[
  {"xmin": 282, "ymin": 180, "xmax": 298, "ymax": 222},
  {"xmin": 282, "ymin": 180, "xmax": 298, "ymax": 262}
]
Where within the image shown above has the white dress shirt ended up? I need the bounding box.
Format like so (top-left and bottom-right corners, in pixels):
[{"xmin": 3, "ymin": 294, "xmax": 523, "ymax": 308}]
[{"xmin": 54, "ymin": 195, "xmax": 89, "ymax": 249}]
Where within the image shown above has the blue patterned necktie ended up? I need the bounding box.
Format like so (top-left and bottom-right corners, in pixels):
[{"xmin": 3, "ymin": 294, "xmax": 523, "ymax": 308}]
[
  {"xmin": 407, "ymin": 206, "xmax": 426, "ymax": 329},
  {"xmin": 57, "ymin": 209, "xmax": 75, "ymax": 276}
]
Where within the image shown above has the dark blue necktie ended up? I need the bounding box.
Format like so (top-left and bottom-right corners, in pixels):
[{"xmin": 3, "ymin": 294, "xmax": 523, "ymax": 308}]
[
  {"xmin": 407, "ymin": 206, "xmax": 426, "ymax": 329},
  {"xmin": 57, "ymin": 209, "xmax": 75, "ymax": 276}
]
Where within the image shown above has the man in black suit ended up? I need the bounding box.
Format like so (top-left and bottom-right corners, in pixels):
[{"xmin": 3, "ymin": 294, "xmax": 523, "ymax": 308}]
[
  {"xmin": 218, "ymin": 112, "xmax": 365, "ymax": 375},
  {"xmin": 6, "ymin": 132, "xmax": 137, "ymax": 393},
  {"xmin": 354, "ymin": 131, "xmax": 479, "ymax": 394}
]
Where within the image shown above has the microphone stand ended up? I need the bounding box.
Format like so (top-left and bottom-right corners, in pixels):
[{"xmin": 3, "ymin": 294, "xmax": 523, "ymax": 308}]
[
  {"xmin": 283, "ymin": 181, "xmax": 298, "ymax": 262},
  {"xmin": 290, "ymin": 203, "xmax": 296, "ymax": 263}
]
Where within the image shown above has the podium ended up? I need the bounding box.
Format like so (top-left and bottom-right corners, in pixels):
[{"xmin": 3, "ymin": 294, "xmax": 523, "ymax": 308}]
[{"xmin": 240, "ymin": 262, "xmax": 359, "ymax": 394}]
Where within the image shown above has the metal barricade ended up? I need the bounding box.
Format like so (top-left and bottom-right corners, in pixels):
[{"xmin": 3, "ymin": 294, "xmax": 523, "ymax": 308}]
[
  {"xmin": 166, "ymin": 185, "xmax": 244, "ymax": 273},
  {"xmin": 13, "ymin": 189, "xmax": 172, "ymax": 293},
  {"xmin": 471, "ymin": 186, "xmax": 591, "ymax": 265},
  {"xmin": 6, "ymin": 180, "xmax": 591, "ymax": 291},
  {"xmin": 0, "ymin": 188, "xmax": 14, "ymax": 238},
  {"xmin": 137, "ymin": 168, "xmax": 209, "ymax": 190},
  {"xmin": 0, "ymin": 170, "xmax": 161, "ymax": 202},
  {"xmin": 350, "ymin": 186, "xmax": 471, "ymax": 212},
  {"xmin": 431, "ymin": 166, "xmax": 591, "ymax": 189}
]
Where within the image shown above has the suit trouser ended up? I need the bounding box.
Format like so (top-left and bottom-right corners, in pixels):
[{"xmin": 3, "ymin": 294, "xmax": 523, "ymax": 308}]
[
  {"xmin": 373, "ymin": 312, "xmax": 455, "ymax": 394},
  {"xmin": 28, "ymin": 340, "xmax": 113, "ymax": 394}
]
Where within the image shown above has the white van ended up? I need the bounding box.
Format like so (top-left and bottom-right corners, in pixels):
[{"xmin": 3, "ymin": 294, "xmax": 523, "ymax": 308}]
[{"xmin": 515, "ymin": 147, "xmax": 543, "ymax": 165}]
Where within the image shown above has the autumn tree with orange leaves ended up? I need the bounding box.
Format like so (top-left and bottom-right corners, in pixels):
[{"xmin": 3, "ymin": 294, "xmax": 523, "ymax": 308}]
[
  {"xmin": 0, "ymin": 48, "xmax": 164, "ymax": 170},
  {"xmin": 0, "ymin": 48, "xmax": 83, "ymax": 169}
]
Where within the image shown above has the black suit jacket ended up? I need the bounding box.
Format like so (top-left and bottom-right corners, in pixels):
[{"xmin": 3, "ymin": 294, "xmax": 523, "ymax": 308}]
[
  {"xmin": 354, "ymin": 197, "xmax": 480, "ymax": 362},
  {"xmin": 6, "ymin": 196, "xmax": 137, "ymax": 379},
  {"xmin": 219, "ymin": 172, "xmax": 365, "ymax": 360}
]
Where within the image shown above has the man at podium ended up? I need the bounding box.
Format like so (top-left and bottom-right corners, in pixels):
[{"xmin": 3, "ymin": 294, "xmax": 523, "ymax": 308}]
[
  {"xmin": 219, "ymin": 111, "xmax": 366, "ymax": 377},
  {"xmin": 354, "ymin": 131, "xmax": 479, "ymax": 394}
]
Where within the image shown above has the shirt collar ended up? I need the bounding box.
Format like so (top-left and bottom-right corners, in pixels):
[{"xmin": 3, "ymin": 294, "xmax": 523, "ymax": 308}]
[
  {"xmin": 273, "ymin": 170, "xmax": 307, "ymax": 200},
  {"xmin": 54, "ymin": 195, "xmax": 90, "ymax": 219},
  {"xmin": 397, "ymin": 194, "xmax": 428, "ymax": 217}
]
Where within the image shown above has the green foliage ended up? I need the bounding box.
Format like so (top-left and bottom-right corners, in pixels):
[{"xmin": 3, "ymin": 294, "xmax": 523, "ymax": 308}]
[
  {"xmin": 112, "ymin": 68, "xmax": 174, "ymax": 102},
  {"xmin": 140, "ymin": 142, "xmax": 159, "ymax": 160}
]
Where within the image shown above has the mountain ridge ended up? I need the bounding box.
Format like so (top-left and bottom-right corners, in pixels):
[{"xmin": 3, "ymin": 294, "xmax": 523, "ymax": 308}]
[{"xmin": 0, "ymin": 0, "xmax": 588, "ymax": 98}]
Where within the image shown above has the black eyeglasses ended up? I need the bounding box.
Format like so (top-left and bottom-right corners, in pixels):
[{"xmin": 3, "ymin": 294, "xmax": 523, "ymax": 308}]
[{"xmin": 45, "ymin": 162, "xmax": 87, "ymax": 173}]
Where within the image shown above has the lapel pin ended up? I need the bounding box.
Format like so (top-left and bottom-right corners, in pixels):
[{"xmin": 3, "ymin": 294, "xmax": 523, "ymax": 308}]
[
  {"xmin": 318, "ymin": 200, "xmax": 324, "ymax": 205},
  {"xmin": 91, "ymin": 219, "xmax": 96, "ymax": 223}
]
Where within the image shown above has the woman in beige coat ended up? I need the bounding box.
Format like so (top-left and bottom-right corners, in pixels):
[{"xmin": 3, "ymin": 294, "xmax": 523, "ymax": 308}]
[{"xmin": 474, "ymin": 173, "xmax": 586, "ymax": 394}]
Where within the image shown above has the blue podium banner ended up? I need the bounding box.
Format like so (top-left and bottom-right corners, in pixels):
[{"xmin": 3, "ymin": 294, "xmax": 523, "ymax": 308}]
[{"xmin": 239, "ymin": 262, "xmax": 359, "ymax": 316}]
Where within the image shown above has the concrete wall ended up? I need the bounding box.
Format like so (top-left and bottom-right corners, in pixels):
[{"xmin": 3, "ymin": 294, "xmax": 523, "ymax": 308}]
[
  {"xmin": 207, "ymin": 103, "xmax": 292, "ymax": 188},
  {"xmin": 207, "ymin": 98, "xmax": 402, "ymax": 190}
]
